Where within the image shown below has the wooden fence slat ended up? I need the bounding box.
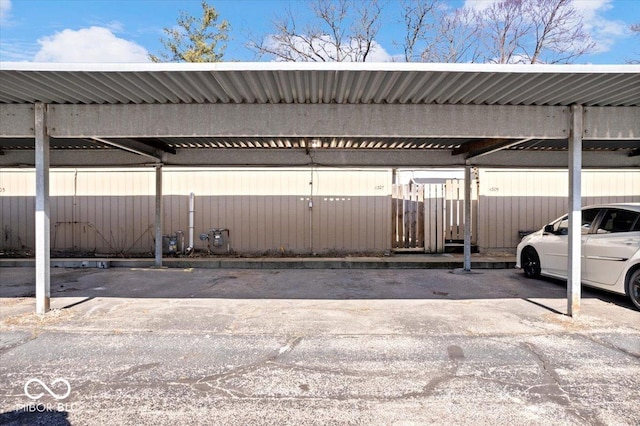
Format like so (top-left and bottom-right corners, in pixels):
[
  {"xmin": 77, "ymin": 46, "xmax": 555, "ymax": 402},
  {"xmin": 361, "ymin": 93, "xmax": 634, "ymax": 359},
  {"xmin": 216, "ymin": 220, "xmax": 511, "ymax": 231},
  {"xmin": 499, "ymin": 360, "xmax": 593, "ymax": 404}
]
[
  {"xmin": 436, "ymin": 184, "xmax": 444, "ymax": 253},
  {"xmin": 392, "ymin": 183, "xmax": 428, "ymax": 251},
  {"xmin": 391, "ymin": 184, "xmax": 398, "ymax": 248},
  {"xmin": 440, "ymin": 178, "xmax": 479, "ymax": 244},
  {"xmin": 417, "ymin": 185, "xmax": 424, "ymax": 248},
  {"xmin": 394, "ymin": 180, "xmax": 474, "ymax": 252},
  {"xmin": 425, "ymin": 184, "xmax": 435, "ymax": 253},
  {"xmin": 411, "ymin": 184, "xmax": 420, "ymax": 248}
]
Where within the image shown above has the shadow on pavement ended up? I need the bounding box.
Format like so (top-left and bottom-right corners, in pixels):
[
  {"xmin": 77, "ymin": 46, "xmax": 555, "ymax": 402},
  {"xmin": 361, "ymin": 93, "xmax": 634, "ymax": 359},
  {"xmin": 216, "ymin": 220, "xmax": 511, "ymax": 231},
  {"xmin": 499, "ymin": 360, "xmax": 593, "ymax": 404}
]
[
  {"xmin": 0, "ymin": 267, "xmax": 635, "ymax": 312},
  {"xmin": 0, "ymin": 407, "xmax": 70, "ymax": 426}
]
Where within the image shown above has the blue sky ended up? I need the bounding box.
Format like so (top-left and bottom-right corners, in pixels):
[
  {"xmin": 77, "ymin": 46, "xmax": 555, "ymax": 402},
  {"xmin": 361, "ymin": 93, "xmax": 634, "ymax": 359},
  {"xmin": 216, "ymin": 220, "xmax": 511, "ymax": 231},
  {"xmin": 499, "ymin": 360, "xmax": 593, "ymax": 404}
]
[{"xmin": 0, "ymin": 0, "xmax": 638, "ymax": 63}]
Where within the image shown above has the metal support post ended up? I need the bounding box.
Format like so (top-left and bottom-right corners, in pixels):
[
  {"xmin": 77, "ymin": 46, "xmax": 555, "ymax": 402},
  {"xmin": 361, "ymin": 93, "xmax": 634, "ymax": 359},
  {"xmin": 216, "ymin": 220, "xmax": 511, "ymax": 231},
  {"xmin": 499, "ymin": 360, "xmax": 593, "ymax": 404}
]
[
  {"xmin": 463, "ymin": 166, "xmax": 472, "ymax": 271},
  {"xmin": 155, "ymin": 165, "xmax": 163, "ymax": 267},
  {"xmin": 35, "ymin": 103, "xmax": 50, "ymax": 314},
  {"xmin": 568, "ymin": 105, "xmax": 583, "ymax": 317}
]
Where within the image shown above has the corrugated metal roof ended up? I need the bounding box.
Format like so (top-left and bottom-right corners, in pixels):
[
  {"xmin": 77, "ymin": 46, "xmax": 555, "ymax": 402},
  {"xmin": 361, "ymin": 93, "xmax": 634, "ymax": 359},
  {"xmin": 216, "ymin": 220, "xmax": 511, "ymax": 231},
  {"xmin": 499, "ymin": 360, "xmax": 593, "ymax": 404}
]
[
  {"xmin": 0, "ymin": 63, "xmax": 637, "ymax": 167},
  {"xmin": 1, "ymin": 62, "xmax": 639, "ymax": 107}
]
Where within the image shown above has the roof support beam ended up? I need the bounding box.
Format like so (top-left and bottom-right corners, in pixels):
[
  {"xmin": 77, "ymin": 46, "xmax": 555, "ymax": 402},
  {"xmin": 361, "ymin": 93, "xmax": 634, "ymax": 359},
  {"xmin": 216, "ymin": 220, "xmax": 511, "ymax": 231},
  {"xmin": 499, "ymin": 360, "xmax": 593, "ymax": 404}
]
[
  {"xmin": 131, "ymin": 138, "xmax": 177, "ymax": 155},
  {"xmin": 1, "ymin": 148, "xmax": 639, "ymax": 169},
  {"xmin": 92, "ymin": 137, "xmax": 163, "ymax": 161},
  {"xmin": 45, "ymin": 103, "xmax": 571, "ymax": 139},
  {"xmin": 467, "ymin": 150, "xmax": 639, "ymax": 169},
  {"xmin": 584, "ymin": 107, "xmax": 639, "ymax": 140},
  {"xmin": 567, "ymin": 105, "xmax": 583, "ymax": 318},
  {"xmin": 452, "ymin": 138, "xmax": 508, "ymax": 156},
  {"xmin": 169, "ymin": 148, "xmax": 467, "ymax": 168},
  {"xmin": 453, "ymin": 138, "xmax": 534, "ymax": 159},
  {"xmin": 34, "ymin": 103, "xmax": 50, "ymax": 315},
  {"xmin": 0, "ymin": 104, "xmax": 34, "ymax": 137}
]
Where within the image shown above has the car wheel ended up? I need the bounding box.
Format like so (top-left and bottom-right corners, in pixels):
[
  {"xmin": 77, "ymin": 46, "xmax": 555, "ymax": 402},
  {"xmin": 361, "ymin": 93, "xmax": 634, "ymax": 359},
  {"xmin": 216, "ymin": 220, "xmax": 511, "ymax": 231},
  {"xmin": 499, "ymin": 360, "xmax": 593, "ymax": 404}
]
[
  {"xmin": 626, "ymin": 269, "xmax": 640, "ymax": 310},
  {"xmin": 522, "ymin": 247, "xmax": 541, "ymax": 279}
]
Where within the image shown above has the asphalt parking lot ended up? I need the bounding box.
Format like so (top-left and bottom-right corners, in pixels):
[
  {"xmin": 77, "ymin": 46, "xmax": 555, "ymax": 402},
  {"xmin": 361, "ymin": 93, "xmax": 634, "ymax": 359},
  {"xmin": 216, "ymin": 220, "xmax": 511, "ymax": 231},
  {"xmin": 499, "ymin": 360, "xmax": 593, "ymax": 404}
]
[{"xmin": 1, "ymin": 266, "xmax": 639, "ymax": 425}]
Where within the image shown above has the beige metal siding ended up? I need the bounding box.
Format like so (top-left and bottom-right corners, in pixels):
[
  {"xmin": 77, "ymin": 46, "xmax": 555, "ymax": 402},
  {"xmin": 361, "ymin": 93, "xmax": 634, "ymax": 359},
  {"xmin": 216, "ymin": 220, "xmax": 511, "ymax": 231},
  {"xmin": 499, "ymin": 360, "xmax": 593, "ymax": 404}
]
[
  {"xmin": 0, "ymin": 170, "xmax": 35, "ymax": 251},
  {"xmin": 55, "ymin": 170, "xmax": 156, "ymax": 254},
  {"xmin": 162, "ymin": 169, "xmax": 313, "ymax": 253},
  {"xmin": 163, "ymin": 168, "xmax": 391, "ymax": 253},
  {"xmin": 477, "ymin": 169, "xmax": 640, "ymax": 251},
  {"xmin": 1, "ymin": 168, "xmax": 391, "ymax": 255},
  {"xmin": 1, "ymin": 169, "xmax": 155, "ymax": 254}
]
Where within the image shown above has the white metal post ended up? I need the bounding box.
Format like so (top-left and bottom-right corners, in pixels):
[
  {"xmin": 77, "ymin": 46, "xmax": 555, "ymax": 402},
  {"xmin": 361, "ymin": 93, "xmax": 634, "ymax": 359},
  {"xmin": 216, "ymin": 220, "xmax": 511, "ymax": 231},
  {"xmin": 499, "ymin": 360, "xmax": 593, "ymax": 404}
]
[
  {"xmin": 568, "ymin": 105, "xmax": 583, "ymax": 317},
  {"xmin": 34, "ymin": 103, "xmax": 50, "ymax": 314},
  {"xmin": 463, "ymin": 166, "xmax": 472, "ymax": 271},
  {"xmin": 155, "ymin": 165, "xmax": 163, "ymax": 267}
]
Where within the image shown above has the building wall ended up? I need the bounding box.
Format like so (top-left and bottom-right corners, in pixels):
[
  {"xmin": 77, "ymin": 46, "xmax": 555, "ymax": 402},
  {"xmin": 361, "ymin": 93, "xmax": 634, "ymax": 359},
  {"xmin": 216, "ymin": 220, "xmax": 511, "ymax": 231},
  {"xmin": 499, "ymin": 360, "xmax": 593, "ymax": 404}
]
[
  {"xmin": 477, "ymin": 169, "xmax": 640, "ymax": 252},
  {"xmin": 0, "ymin": 169, "xmax": 156, "ymax": 254},
  {"xmin": 3, "ymin": 167, "xmax": 638, "ymax": 255},
  {"xmin": 0, "ymin": 168, "xmax": 392, "ymax": 254}
]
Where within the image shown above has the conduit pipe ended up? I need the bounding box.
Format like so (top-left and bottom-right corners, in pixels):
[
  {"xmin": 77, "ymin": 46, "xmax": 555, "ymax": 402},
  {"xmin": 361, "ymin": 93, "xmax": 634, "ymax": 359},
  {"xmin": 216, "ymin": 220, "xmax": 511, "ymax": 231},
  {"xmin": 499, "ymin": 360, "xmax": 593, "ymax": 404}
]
[{"xmin": 186, "ymin": 192, "xmax": 195, "ymax": 254}]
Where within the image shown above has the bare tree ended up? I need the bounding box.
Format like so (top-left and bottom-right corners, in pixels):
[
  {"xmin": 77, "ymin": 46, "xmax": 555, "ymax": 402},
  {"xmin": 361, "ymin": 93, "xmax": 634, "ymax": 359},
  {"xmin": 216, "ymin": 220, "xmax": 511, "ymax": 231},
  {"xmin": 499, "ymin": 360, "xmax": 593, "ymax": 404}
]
[
  {"xmin": 481, "ymin": 0, "xmax": 531, "ymax": 63},
  {"xmin": 251, "ymin": 0, "xmax": 595, "ymax": 64},
  {"xmin": 250, "ymin": 0, "xmax": 385, "ymax": 62},
  {"xmin": 352, "ymin": 0, "xmax": 384, "ymax": 61},
  {"xmin": 524, "ymin": 0, "xmax": 595, "ymax": 63},
  {"xmin": 398, "ymin": 0, "xmax": 440, "ymax": 62},
  {"xmin": 630, "ymin": 23, "xmax": 640, "ymax": 64},
  {"xmin": 400, "ymin": 0, "xmax": 594, "ymax": 64},
  {"xmin": 479, "ymin": 0, "xmax": 594, "ymax": 64},
  {"xmin": 424, "ymin": 7, "xmax": 484, "ymax": 63}
]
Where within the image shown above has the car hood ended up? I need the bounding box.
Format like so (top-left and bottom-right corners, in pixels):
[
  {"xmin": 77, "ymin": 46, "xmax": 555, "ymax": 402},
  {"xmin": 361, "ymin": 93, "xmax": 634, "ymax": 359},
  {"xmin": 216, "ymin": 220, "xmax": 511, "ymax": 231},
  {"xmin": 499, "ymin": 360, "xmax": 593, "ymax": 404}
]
[{"xmin": 520, "ymin": 229, "xmax": 543, "ymax": 245}]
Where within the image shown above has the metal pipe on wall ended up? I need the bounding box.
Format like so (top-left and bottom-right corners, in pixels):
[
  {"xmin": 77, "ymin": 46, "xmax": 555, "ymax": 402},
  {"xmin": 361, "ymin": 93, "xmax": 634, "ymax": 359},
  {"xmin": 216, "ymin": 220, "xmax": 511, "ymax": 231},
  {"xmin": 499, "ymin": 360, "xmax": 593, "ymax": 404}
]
[{"xmin": 186, "ymin": 192, "xmax": 195, "ymax": 254}]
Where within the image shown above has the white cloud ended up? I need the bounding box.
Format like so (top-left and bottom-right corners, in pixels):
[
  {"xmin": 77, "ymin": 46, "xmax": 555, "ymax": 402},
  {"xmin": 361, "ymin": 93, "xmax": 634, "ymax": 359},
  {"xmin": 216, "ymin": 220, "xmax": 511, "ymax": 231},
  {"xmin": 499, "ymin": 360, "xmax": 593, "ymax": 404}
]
[
  {"xmin": 572, "ymin": 0, "xmax": 612, "ymax": 20},
  {"xmin": 104, "ymin": 20, "xmax": 124, "ymax": 33},
  {"xmin": 573, "ymin": 0, "xmax": 629, "ymax": 52},
  {"xmin": 463, "ymin": 0, "xmax": 497, "ymax": 11},
  {"xmin": 34, "ymin": 26, "xmax": 150, "ymax": 62},
  {"xmin": 362, "ymin": 41, "xmax": 394, "ymax": 62},
  {"xmin": 0, "ymin": 40, "xmax": 38, "ymax": 61},
  {"xmin": 0, "ymin": 0, "xmax": 12, "ymax": 25}
]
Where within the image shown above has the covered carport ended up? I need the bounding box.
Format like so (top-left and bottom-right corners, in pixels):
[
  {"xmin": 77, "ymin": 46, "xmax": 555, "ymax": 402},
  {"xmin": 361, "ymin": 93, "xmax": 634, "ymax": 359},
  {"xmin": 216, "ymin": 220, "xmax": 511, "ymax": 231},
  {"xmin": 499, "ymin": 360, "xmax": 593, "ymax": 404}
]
[{"xmin": 0, "ymin": 62, "xmax": 638, "ymax": 317}]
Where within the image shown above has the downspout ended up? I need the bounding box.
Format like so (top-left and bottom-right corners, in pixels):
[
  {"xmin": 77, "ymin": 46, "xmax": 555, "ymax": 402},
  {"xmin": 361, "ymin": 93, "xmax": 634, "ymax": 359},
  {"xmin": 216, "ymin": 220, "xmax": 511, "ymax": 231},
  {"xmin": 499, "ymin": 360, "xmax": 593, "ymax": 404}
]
[{"xmin": 186, "ymin": 192, "xmax": 196, "ymax": 255}]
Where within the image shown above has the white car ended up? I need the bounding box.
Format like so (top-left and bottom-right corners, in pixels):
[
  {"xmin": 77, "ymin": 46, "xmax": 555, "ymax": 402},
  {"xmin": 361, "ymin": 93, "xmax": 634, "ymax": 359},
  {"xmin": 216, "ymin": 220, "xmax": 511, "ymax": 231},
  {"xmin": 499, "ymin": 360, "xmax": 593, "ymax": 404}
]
[{"xmin": 516, "ymin": 203, "xmax": 640, "ymax": 310}]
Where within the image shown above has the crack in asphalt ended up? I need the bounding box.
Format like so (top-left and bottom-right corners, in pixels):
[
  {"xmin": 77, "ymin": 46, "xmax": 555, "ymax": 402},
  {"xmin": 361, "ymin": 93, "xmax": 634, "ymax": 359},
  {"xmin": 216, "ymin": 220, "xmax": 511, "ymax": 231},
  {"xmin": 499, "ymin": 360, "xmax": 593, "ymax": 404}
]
[
  {"xmin": 577, "ymin": 332, "xmax": 640, "ymax": 360},
  {"xmin": 168, "ymin": 343, "xmax": 468, "ymax": 403},
  {"xmin": 177, "ymin": 335, "xmax": 307, "ymax": 397},
  {"xmin": 0, "ymin": 334, "xmax": 37, "ymax": 356},
  {"xmin": 521, "ymin": 342, "xmax": 606, "ymax": 426}
]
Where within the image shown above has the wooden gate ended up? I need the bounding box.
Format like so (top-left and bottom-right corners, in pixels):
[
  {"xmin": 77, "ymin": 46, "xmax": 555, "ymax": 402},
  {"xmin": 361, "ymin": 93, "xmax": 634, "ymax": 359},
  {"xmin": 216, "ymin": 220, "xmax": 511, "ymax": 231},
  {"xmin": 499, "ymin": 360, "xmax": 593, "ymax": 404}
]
[
  {"xmin": 444, "ymin": 179, "xmax": 478, "ymax": 247},
  {"xmin": 392, "ymin": 179, "xmax": 477, "ymax": 253},
  {"xmin": 392, "ymin": 183, "xmax": 425, "ymax": 251}
]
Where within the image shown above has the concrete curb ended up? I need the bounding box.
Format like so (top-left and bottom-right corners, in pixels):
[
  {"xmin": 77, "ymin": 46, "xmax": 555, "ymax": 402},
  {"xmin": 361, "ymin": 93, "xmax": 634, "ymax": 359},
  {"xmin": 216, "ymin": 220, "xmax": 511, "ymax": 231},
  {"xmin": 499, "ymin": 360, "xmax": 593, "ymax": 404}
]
[{"xmin": 0, "ymin": 257, "xmax": 516, "ymax": 270}]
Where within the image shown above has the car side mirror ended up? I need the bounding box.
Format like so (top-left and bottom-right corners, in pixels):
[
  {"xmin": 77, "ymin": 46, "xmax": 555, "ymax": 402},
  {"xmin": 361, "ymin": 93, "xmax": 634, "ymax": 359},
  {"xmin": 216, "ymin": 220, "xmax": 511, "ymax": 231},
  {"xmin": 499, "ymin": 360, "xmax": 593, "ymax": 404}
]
[{"xmin": 543, "ymin": 224, "xmax": 554, "ymax": 234}]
